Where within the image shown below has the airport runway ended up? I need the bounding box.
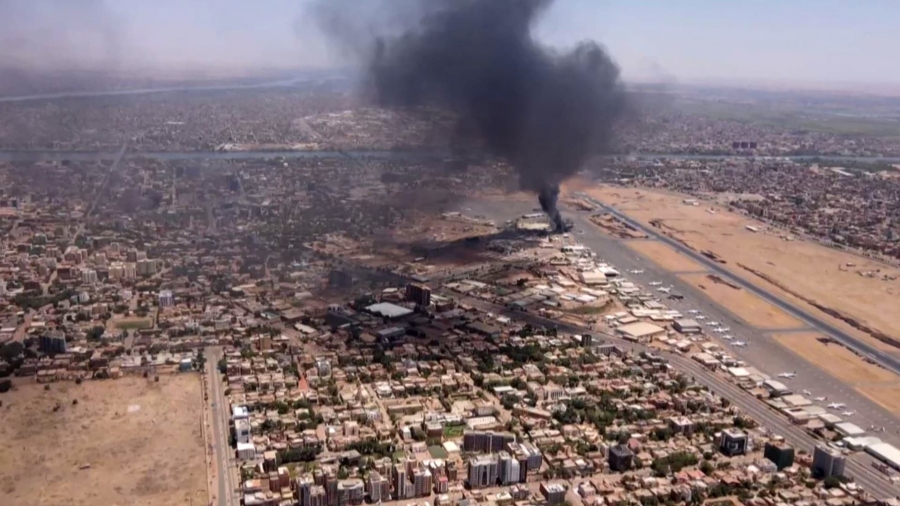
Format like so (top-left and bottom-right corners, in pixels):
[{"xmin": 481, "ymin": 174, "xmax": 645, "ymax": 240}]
[
  {"xmin": 562, "ymin": 209, "xmax": 900, "ymax": 435},
  {"xmin": 577, "ymin": 193, "xmax": 900, "ymax": 375}
]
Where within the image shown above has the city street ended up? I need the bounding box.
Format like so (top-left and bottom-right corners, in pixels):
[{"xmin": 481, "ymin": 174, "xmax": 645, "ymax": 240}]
[{"xmin": 205, "ymin": 347, "xmax": 239, "ymax": 506}]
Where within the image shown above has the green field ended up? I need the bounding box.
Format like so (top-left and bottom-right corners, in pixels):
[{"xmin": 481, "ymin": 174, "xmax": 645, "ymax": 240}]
[
  {"xmin": 428, "ymin": 445, "xmax": 449, "ymax": 459},
  {"xmin": 442, "ymin": 425, "xmax": 465, "ymax": 438}
]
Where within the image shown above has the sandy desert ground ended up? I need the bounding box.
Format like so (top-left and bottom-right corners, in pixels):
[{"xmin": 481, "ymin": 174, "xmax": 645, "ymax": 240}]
[
  {"xmin": 575, "ymin": 183, "xmax": 900, "ymax": 356},
  {"xmin": 679, "ymin": 273, "xmax": 806, "ymax": 330},
  {"xmin": 773, "ymin": 332, "xmax": 900, "ymax": 415},
  {"xmin": 0, "ymin": 375, "xmax": 206, "ymax": 506}
]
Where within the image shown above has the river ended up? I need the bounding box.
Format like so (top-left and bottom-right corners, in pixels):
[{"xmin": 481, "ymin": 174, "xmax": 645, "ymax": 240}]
[{"xmin": 0, "ymin": 149, "xmax": 897, "ymax": 164}]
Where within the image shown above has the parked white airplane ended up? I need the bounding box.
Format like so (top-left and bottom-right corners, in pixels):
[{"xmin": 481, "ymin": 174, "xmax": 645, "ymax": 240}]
[
  {"xmin": 732, "ymin": 341, "xmax": 747, "ymax": 347},
  {"xmin": 688, "ymin": 309, "xmax": 701, "ymax": 314},
  {"xmin": 630, "ymin": 269, "xmax": 644, "ymax": 274},
  {"xmin": 828, "ymin": 402, "xmax": 846, "ymax": 409},
  {"xmin": 649, "ymin": 281, "xmax": 663, "ymax": 286},
  {"xmin": 777, "ymin": 371, "xmax": 797, "ymax": 379},
  {"xmin": 814, "ymin": 396, "xmax": 827, "ymax": 401},
  {"xmin": 722, "ymin": 335, "xmax": 734, "ymax": 340},
  {"xmin": 696, "ymin": 315, "xmax": 707, "ymax": 320},
  {"xmin": 842, "ymin": 411, "xmax": 856, "ymax": 417},
  {"xmin": 709, "ymin": 321, "xmax": 720, "ymax": 326},
  {"xmin": 719, "ymin": 327, "xmax": 731, "ymax": 332},
  {"xmin": 713, "ymin": 327, "xmax": 725, "ymax": 333},
  {"xmin": 657, "ymin": 287, "xmax": 671, "ymax": 293},
  {"xmin": 802, "ymin": 389, "xmax": 811, "ymax": 396}
]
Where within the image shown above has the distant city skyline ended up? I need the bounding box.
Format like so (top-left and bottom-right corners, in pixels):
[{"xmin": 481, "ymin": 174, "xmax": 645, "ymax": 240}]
[{"xmin": 1, "ymin": 0, "xmax": 898, "ymax": 92}]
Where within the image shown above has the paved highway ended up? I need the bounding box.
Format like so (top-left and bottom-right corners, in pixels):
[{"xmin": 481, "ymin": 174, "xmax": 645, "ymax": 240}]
[{"xmin": 206, "ymin": 347, "xmax": 238, "ymax": 506}]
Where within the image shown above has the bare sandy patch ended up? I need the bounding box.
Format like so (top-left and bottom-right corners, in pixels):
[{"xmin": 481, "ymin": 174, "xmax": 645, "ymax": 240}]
[
  {"xmin": 679, "ymin": 273, "xmax": 805, "ymax": 330},
  {"xmin": 773, "ymin": 332, "xmax": 900, "ymax": 415},
  {"xmin": 855, "ymin": 385, "xmax": 900, "ymax": 416},
  {"xmin": 0, "ymin": 375, "xmax": 206, "ymax": 506},
  {"xmin": 773, "ymin": 332, "xmax": 897, "ymax": 384},
  {"xmin": 626, "ymin": 239, "xmax": 707, "ymax": 273}
]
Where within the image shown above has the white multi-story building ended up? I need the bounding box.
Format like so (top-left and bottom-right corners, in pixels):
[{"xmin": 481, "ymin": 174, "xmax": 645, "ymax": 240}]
[
  {"xmin": 82, "ymin": 268, "xmax": 98, "ymax": 285},
  {"xmin": 158, "ymin": 290, "xmax": 174, "ymax": 308}
]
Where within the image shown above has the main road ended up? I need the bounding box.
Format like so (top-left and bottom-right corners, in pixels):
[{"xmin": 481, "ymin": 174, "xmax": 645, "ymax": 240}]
[{"xmin": 206, "ymin": 347, "xmax": 238, "ymax": 506}]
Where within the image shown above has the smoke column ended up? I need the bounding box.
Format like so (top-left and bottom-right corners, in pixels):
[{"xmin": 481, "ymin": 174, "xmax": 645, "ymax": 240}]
[{"xmin": 315, "ymin": 0, "xmax": 626, "ymax": 231}]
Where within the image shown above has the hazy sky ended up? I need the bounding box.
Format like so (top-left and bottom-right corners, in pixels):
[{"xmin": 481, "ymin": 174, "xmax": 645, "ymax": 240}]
[{"xmin": 1, "ymin": 0, "xmax": 897, "ymax": 87}]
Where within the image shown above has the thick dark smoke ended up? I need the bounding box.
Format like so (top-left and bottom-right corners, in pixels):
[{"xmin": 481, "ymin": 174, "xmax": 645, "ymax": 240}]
[{"xmin": 314, "ymin": 0, "xmax": 626, "ymax": 232}]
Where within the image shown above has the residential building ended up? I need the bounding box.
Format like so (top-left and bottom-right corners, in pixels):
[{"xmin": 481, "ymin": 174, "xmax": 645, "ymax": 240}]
[
  {"xmin": 235, "ymin": 418, "xmax": 252, "ymax": 444},
  {"xmin": 38, "ymin": 331, "xmax": 67, "ymax": 355},
  {"xmin": 309, "ymin": 486, "xmax": 327, "ymax": 506},
  {"xmin": 337, "ymin": 479, "xmax": 364, "ymax": 506},
  {"xmin": 367, "ymin": 472, "xmax": 390, "ymax": 503},
  {"xmin": 412, "ymin": 468, "xmax": 432, "ymax": 497},
  {"xmin": 608, "ymin": 445, "xmax": 633, "ymax": 472},
  {"xmin": 764, "ymin": 442, "xmax": 795, "ymax": 471},
  {"xmin": 392, "ymin": 463, "xmax": 409, "ymax": 500},
  {"xmin": 463, "ymin": 431, "xmax": 515, "ymax": 453},
  {"xmin": 81, "ymin": 268, "xmax": 98, "ymax": 284},
  {"xmin": 540, "ymin": 483, "xmax": 566, "ymax": 506},
  {"xmin": 405, "ymin": 283, "xmax": 432, "ymax": 307},
  {"xmin": 719, "ymin": 429, "xmax": 748, "ymax": 456},
  {"xmin": 498, "ymin": 451, "xmax": 520, "ymax": 485},
  {"xmin": 812, "ymin": 445, "xmax": 846, "ymax": 478},
  {"xmin": 297, "ymin": 476, "xmax": 313, "ymax": 506},
  {"xmin": 467, "ymin": 454, "xmax": 499, "ymax": 489},
  {"xmin": 158, "ymin": 289, "xmax": 174, "ymax": 308}
]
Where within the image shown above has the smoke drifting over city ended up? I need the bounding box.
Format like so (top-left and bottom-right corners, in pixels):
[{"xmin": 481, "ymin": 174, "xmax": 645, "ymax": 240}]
[{"xmin": 315, "ymin": 0, "xmax": 627, "ymax": 231}]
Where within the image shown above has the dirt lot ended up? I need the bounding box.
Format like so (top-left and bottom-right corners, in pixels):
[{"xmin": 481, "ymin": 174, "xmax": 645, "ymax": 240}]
[
  {"xmin": 626, "ymin": 239, "xmax": 707, "ymax": 273},
  {"xmin": 576, "ymin": 184, "xmax": 900, "ymax": 354},
  {"xmin": 773, "ymin": 332, "xmax": 900, "ymax": 415},
  {"xmin": 679, "ymin": 273, "xmax": 805, "ymax": 330},
  {"xmin": 0, "ymin": 375, "xmax": 206, "ymax": 506}
]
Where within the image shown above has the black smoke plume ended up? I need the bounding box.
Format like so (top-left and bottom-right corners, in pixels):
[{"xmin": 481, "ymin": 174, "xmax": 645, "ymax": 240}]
[{"xmin": 314, "ymin": 0, "xmax": 626, "ymax": 232}]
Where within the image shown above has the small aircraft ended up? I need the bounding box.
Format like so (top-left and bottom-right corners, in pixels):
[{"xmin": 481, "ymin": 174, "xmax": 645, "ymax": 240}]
[
  {"xmin": 630, "ymin": 269, "xmax": 644, "ymax": 274},
  {"xmin": 802, "ymin": 389, "xmax": 811, "ymax": 396},
  {"xmin": 842, "ymin": 411, "xmax": 856, "ymax": 417},
  {"xmin": 657, "ymin": 287, "xmax": 671, "ymax": 294},
  {"xmin": 696, "ymin": 315, "xmax": 707, "ymax": 320},
  {"xmin": 828, "ymin": 402, "xmax": 846, "ymax": 409},
  {"xmin": 687, "ymin": 309, "xmax": 701, "ymax": 314},
  {"xmin": 732, "ymin": 341, "xmax": 747, "ymax": 347},
  {"xmin": 719, "ymin": 327, "xmax": 731, "ymax": 332},
  {"xmin": 649, "ymin": 281, "xmax": 663, "ymax": 286},
  {"xmin": 722, "ymin": 335, "xmax": 734, "ymax": 341},
  {"xmin": 814, "ymin": 396, "xmax": 827, "ymax": 402},
  {"xmin": 777, "ymin": 371, "xmax": 797, "ymax": 379}
]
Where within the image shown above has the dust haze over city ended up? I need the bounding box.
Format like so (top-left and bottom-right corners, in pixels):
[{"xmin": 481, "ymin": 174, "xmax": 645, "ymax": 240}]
[{"xmin": 3, "ymin": 2, "xmax": 900, "ymax": 506}]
